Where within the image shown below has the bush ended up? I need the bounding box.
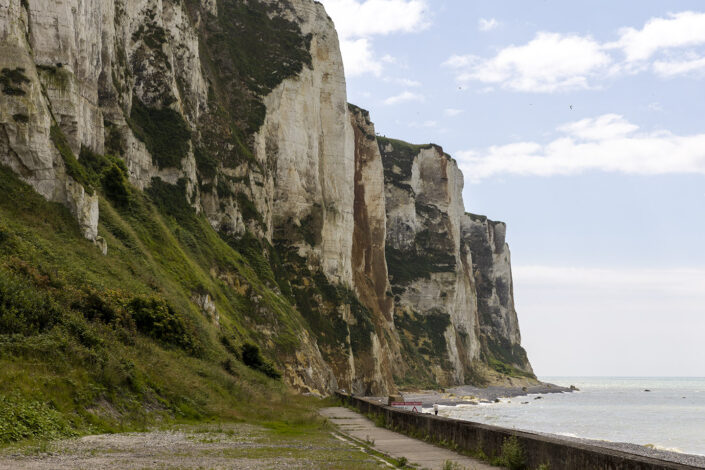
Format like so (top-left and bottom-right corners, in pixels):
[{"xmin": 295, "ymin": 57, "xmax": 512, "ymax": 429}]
[
  {"xmin": 500, "ymin": 436, "xmax": 526, "ymax": 470},
  {"xmin": 128, "ymin": 296, "xmax": 198, "ymax": 353},
  {"xmin": 0, "ymin": 395, "xmax": 74, "ymax": 443},
  {"xmin": 241, "ymin": 343, "xmax": 281, "ymax": 379},
  {"xmin": 0, "ymin": 268, "xmax": 62, "ymax": 335}
]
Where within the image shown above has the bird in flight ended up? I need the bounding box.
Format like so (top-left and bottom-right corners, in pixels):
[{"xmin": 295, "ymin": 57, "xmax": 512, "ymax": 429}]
[{"xmin": 570, "ymin": 105, "xmax": 574, "ymax": 110}]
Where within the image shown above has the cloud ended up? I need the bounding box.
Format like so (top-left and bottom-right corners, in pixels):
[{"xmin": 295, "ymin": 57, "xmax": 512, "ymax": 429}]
[
  {"xmin": 444, "ymin": 108, "xmax": 463, "ymax": 117},
  {"xmin": 384, "ymin": 90, "xmax": 424, "ymax": 105},
  {"xmin": 478, "ymin": 17, "xmax": 499, "ymax": 32},
  {"xmin": 653, "ymin": 55, "xmax": 705, "ymax": 77},
  {"xmin": 319, "ymin": 0, "xmax": 428, "ymax": 76},
  {"xmin": 384, "ymin": 77, "xmax": 422, "ymax": 87},
  {"xmin": 444, "ymin": 33, "xmax": 611, "ymax": 92},
  {"xmin": 610, "ymin": 11, "xmax": 705, "ymax": 62},
  {"xmin": 455, "ymin": 114, "xmax": 705, "ymax": 181},
  {"xmin": 447, "ymin": 11, "xmax": 705, "ymax": 92},
  {"xmin": 340, "ymin": 38, "xmax": 383, "ymax": 76}
]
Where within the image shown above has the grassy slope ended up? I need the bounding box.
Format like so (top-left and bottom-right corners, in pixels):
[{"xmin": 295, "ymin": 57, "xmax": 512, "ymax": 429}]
[{"xmin": 0, "ymin": 164, "xmax": 327, "ymax": 443}]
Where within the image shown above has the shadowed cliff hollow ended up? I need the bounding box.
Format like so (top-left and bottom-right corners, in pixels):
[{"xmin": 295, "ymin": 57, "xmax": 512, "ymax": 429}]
[{"xmin": 0, "ymin": 0, "xmax": 534, "ymax": 424}]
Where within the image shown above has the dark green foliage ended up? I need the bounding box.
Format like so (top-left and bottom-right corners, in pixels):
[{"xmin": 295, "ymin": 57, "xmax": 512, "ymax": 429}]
[
  {"xmin": 12, "ymin": 113, "xmax": 29, "ymax": 123},
  {"xmin": 77, "ymin": 146, "xmax": 130, "ymax": 206},
  {"xmin": 50, "ymin": 125, "xmax": 94, "ymax": 194},
  {"xmin": 236, "ymin": 192, "xmax": 263, "ymax": 225},
  {"xmin": 241, "ymin": 343, "xmax": 281, "ymax": 379},
  {"xmin": 36, "ymin": 64, "xmax": 70, "ymax": 90},
  {"xmin": 0, "ymin": 267, "xmax": 61, "ymax": 335},
  {"xmin": 386, "ymin": 245, "xmax": 455, "ymax": 286},
  {"xmin": 0, "ymin": 395, "xmax": 75, "ymax": 443},
  {"xmin": 378, "ymin": 136, "xmax": 433, "ymax": 184},
  {"xmin": 196, "ymin": 0, "xmax": 312, "ymax": 135},
  {"xmin": 146, "ymin": 178, "xmax": 197, "ymax": 229},
  {"xmin": 101, "ymin": 164, "xmax": 130, "ymax": 206},
  {"xmin": 194, "ymin": 146, "xmax": 218, "ymax": 180},
  {"xmin": 216, "ymin": 177, "xmax": 234, "ymax": 199},
  {"xmin": 128, "ymin": 296, "xmax": 200, "ymax": 354},
  {"xmin": 133, "ymin": 22, "xmax": 167, "ymax": 51},
  {"xmin": 221, "ymin": 232, "xmax": 276, "ymax": 287},
  {"xmin": 128, "ymin": 96, "xmax": 191, "ymax": 169},
  {"xmin": 497, "ymin": 436, "xmax": 526, "ymax": 470},
  {"xmin": 0, "ymin": 67, "xmax": 29, "ymax": 96},
  {"xmin": 104, "ymin": 121, "xmax": 126, "ymax": 156},
  {"xmin": 482, "ymin": 336, "xmax": 535, "ymax": 379}
]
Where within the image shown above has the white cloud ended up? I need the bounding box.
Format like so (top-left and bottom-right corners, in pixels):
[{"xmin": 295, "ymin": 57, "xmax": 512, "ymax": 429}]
[
  {"xmin": 384, "ymin": 77, "xmax": 422, "ymax": 87},
  {"xmin": 557, "ymin": 114, "xmax": 638, "ymax": 141},
  {"xmin": 447, "ymin": 11, "xmax": 705, "ymax": 92},
  {"xmin": 319, "ymin": 0, "xmax": 428, "ymax": 76},
  {"xmin": 653, "ymin": 55, "xmax": 705, "ymax": 77},
  {"xmin": 611, "ymin": 11, "xmax": 705, "ymax": 62},
  {"xmin": 444, "ymin": 33, "xmax": 611, "ymax": 92},
  {"xmin": 384, "ymin": 90, "xmax": 424, "ymax": 105},
  {"xmin": 340, "ymin": 38, "xmax": 383, "ymax": 76},
  {"xmin": 455, "ymin": 114, "xmax": 705, "ymax": 181},
  {"xmin": 478, "ymin": 17, "xmax": 499, "ymax": 32},
  {"xmin": 444, "ymin": 108, "xmax": 463, "ymax": 117}
]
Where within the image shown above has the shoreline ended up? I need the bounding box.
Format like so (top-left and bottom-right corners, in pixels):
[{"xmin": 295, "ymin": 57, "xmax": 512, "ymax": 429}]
[
  {"xmin": 366, "ymin": 382, "xmax": 705, "ymax": 468},
  {"xmin": 366, "ymin": 382, "xmax": 575, "ymax": 407},
  {"xmin": 342, "ymin": 392, "xmax": 705, "ymax": 469}
]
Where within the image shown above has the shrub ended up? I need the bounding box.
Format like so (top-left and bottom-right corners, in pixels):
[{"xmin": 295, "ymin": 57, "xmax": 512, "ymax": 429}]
[
  {"xmin": 0, "ymin": 395, "xmax": 74, "ymax": 443},
  {"xmin": 0, "ymin": 268, "xmax": 62, "ymax": 335},
  {"xmin": 500, "ymin": 436, "xmax": 526, "ymax": 470},
  {"xmin": 101, "ymin": 163, "xmax": 130, "ymax": 206},
  {"xmin": 241, "ymin": 342, "xmax": 281, "ymax": 379},
  {"xmin": 128, "ymin": 296, "xmax": 198, "ymax": 353},
  {"xmin": 396, "ymin": 456, "xmax": 408, "ymax": 467}
]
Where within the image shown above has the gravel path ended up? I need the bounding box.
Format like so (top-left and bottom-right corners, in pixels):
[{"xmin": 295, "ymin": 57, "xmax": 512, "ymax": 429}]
[{"xmin": 0, "ymin": 423, "xmax": 388, "ymax": 470}]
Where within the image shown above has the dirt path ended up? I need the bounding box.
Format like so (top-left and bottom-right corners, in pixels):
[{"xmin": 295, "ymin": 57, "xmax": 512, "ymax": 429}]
[
  {"xmin": 0, "ymin": 423, "xmax": 389, "ymax": 470},
  {"xmin": 320, "ymin": 407, "xmax": 498, "ymax": 470}
]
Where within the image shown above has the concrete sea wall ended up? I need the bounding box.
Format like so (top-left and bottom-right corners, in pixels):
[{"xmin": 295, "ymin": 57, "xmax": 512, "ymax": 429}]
[{"xmin": 338, "ymin": 394, "xmax": 701, "ymax": 470}]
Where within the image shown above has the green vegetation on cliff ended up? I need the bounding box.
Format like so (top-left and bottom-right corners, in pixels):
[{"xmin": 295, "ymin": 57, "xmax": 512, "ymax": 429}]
[{"xmin": 0, "ymin": 163, "xmax": 328, "ymax": 443}]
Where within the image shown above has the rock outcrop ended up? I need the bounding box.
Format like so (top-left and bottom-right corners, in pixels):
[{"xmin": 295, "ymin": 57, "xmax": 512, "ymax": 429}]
[{"xmin": 0, "ymin": 0, "xmax": 534, "ymax": 394}]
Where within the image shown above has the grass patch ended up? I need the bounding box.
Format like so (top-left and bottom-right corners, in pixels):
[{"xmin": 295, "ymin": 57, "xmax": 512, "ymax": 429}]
[{"xmin": 50, "ymin": 125, "xmax": 94, "ymax": 194}]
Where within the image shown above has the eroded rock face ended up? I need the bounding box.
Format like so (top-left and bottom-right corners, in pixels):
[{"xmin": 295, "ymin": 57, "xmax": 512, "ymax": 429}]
[
  {"xmin": 254, "ymin": 0, "xmax": 354, "ymax": 286},
  {"xmin": 380, "ymin": 138, "xmax": 533, "ymax": 386},
  {"xmin": 0, "ymin": 0, "xmax": 533, "ymax": 394},
  {"xmin": 462, "ymin": 214, "xmax": 534, "ymax": 375},
  {"xmin": 0, "ymin": 0, "xmax": 99, "ymax": 243},
  {"xmin": 380, "ymin": 139, "xmax": 482, "ymax": 386}
]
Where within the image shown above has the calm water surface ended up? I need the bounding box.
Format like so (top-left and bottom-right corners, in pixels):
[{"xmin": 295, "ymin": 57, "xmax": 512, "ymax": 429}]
[{"xmin": 437, "ymin": 377, "xmax": 705, "ymax": 456}]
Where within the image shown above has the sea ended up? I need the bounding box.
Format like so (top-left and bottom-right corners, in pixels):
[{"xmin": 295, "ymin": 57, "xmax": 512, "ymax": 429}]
[{"xmin": 436, "ymin": 377, "xmax": 705, "ymax": 456}]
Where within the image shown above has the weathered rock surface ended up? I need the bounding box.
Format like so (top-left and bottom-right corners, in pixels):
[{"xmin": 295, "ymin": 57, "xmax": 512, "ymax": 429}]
[{"xmin": 0, "ymin": 0, "xmax": 534, "ymax": 394}]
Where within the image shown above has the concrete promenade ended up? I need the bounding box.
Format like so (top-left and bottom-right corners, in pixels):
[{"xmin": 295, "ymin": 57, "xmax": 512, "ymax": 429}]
[{"xmin": 321, "ymin": 407, "xmax": 497, "ymax": 470}]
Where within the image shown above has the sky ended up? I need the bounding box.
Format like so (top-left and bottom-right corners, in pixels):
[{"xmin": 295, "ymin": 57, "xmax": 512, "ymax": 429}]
[{"xmin": 318, "ymin": 0, "xmax": 705, "ymax": 377}]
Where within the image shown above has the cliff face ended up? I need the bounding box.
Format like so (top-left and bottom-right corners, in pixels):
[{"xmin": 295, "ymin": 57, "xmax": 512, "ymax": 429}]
[{"xmin": 0, "ymin": 0, "xmax": 533, "ymax": 394}]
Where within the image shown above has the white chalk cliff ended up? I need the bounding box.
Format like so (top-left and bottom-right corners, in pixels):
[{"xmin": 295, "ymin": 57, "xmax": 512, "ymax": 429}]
[{"xmin": 0, "ymin": 0, "xmax": 533, "ymax": 393}]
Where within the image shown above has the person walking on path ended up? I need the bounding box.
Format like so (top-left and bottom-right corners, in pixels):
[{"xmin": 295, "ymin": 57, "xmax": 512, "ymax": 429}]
[{"xmin": 433, "ymin": 403, "xmax": 439, "ymax": 416}]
